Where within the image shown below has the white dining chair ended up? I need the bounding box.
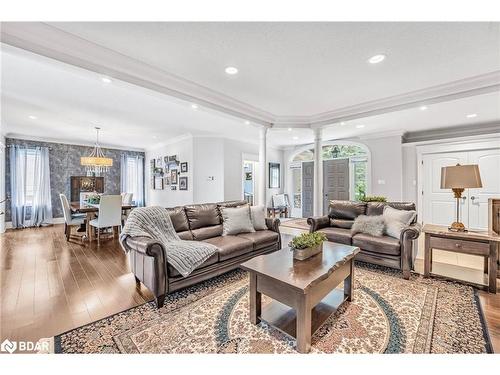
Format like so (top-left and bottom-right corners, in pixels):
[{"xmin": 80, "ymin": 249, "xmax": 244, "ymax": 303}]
[
  {"xmin": 121, "ymin": 192, "xmax": 133, "ymax": 205},
  {"xmin": 89, "ymin": 195, "xmax": 122, "ymax": 245},
  {"xmin": 59, "ymin": 193, "xmax": 86, "ymax": 241}
]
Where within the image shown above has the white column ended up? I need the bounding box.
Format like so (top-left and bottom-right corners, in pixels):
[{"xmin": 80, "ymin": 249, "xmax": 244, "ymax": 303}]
[
  {"xmin": 313, "ymin": 127, "xmax": 323, "ymax": 216},
  {"xmin": 258, "ymin": 127, "xmax": 267, "ymax": 207}
]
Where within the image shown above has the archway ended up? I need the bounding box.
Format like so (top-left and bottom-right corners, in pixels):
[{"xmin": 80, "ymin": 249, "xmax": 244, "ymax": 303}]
[{"xmin": 288, "ymin": 141, "xmax": 371, "ymax": 217}]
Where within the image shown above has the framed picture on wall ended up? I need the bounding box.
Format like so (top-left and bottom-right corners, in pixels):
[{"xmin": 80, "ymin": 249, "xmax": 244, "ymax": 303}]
[
  {"xmin": 154, "ymin": 176, "xmax": 164, "ymax": 190},
  {"xmin": 269, "ymin": 162, "xmax": 281, "ymax": 188},
  {"xmin": 171, "ymin": 169, "xmax": 178, "ymax": 184},
  {"xmin": 180, "ymin": 162, "xmax": 188, "ymax": 173},
  {"xmin": 179, "ymin": 177, "xmax": 188, "ymax": 190}
]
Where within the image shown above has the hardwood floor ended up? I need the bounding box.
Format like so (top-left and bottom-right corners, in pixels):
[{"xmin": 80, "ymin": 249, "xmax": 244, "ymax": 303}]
[
  {"xmin": 1, "ymin": 224, "xmax": 498, "ymax": 353},
  {"xmin": 0, "ymin": 225, "xmax": 153, "ymax": 347}
]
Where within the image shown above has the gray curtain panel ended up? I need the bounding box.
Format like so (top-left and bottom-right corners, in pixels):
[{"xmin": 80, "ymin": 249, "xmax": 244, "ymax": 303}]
[{"xmin": 10, "ymin": 145, "xmax": 53, "ymax": 228}]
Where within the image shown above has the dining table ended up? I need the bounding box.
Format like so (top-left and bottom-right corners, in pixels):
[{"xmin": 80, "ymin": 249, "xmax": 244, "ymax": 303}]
[{"xmin": 70, "ymin": 202, "xmax": 137, "ymax": 241}]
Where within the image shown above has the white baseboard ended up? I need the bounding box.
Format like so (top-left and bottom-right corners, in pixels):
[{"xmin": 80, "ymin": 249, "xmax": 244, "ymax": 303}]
[{"xmin": 5, "ymin": 217, "xmax": 65, "ymax": 229}]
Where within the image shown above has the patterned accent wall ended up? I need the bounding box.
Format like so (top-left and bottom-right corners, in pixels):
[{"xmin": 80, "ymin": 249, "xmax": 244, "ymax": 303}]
[{"xmin": 5, "ymin": 138, "xmax": 144, "ymax": 221}]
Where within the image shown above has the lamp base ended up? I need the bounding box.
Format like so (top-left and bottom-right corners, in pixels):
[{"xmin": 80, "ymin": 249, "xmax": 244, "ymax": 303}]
[{"xmin": 448, "ymin": 221, "xmax": 467, "ymax": 232}]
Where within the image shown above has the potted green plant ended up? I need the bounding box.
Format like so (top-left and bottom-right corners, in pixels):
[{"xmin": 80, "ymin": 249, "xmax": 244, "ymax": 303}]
[
  {"xmin": 86, "ymin": 193, "xmax": 101, "ymax": 204},
  {"xmin": 360, "ymin": 195, "xmax": 387, "ymax": 202},
  {"xmin": 289, "ymin": 232, "xmax": 328, "ymax": 260}
]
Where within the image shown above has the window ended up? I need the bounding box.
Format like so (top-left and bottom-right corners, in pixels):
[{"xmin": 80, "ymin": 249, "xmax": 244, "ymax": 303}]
[
  {"xmin": 268, "ymin": 162, "xmax": 280, "ymax": 188},
  {"xmin": 23, "ymin": 149, "xmax": 37, "ymax": 206},
  {"xmin": 122, "ymin": 155, "xmax": 144, "ymax": 206}
]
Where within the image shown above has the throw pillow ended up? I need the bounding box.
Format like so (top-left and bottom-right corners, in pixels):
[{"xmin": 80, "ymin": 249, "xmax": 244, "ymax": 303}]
[
  {"xmin": 221, "ymin": 205, "xmax": 255, "ymax": 236},
  {"xmin": 250, "ymin": 206, "xmax": 267, "ymax": 231},
  {"xmin": 383, "ymin": 206, "xmax": 416, "ymax": 239},
  {"xmin": 351, "ymin": 215, "xmax": 385, "ymax": 237}
]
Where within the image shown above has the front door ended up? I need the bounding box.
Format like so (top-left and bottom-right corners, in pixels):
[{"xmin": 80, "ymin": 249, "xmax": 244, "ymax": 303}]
[
  {"xmin": 323, "ymin": 159, "xmax": 349, "ymax": 215},
  {"xmin": 302, "ymin": 161, "xmax": 314, "ymax": 218}
]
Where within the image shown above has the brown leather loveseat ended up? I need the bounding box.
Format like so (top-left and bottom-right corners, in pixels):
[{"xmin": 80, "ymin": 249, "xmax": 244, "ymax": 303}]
[
  {"xmin": 122, "ymin": 200, "xmax": 281, "ymax": 307},
  {"xmin": 307, "ymin": 200, "xmax": 421, "ymax": 279}
]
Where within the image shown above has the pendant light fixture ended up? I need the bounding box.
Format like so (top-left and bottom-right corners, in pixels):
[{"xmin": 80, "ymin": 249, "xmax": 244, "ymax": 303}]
[{"xmin": 80, "ymin": 127, "xmax": 113, "ymax": 175}]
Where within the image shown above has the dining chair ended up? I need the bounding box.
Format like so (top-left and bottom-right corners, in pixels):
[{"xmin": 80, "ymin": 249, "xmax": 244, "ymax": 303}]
[
  {"xmin": 59, "ymin": 193, "xmax": 86, "ymax": 241},
  {"xmin": 89, "ymin": 195, "xmax": 122, "ymax": 245},
  {"xmin": 121, "ymin": 193, "xmax": 134, "ymax": 225}
]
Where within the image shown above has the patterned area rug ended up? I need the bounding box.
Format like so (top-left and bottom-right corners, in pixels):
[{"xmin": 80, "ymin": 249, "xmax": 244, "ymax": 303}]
[{"xmin": 54, "ymin": 264, "xmax": 492, "ymax": 354}]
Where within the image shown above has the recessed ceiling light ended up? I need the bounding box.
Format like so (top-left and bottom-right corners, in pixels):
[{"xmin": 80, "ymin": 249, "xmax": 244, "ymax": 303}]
[
  {"xmin": 101, "ymin": 76, "xmax": 112, "ymax": 83},
  {"xmin": 368, "ymin": 54, "xmax": 386, "ymax": 64},
  {"xmin": 191, "ymin": 104, "xmax": 199, "ymax": 110},
  {"xmin": 28, "ymin": 115, "xmax": 37, "ymax": 120},
  {"xmin": 356, "ymin": 124, "xmax": 365, "ymax": 129},
  {"xmin": 225, "ymin": 66, "xmax": 238, "ymax": 75},
  {"xmin": 466, "ymin": 113, "xmax": 477, "ymax": 118},
  {"xmin": 293, "ymin": 136, "xmax": 299, "ymax": 140},
  {"xmin": 340, "ymin": 122, "xmax": 346, "ymax": 126},
  {"xmin": 244, "ymin": 120, "xmax": 250, "ymax": 125},
  {"xmin": 288, "ymin": 128, "xmax": 292, "ymax": 131},
  {"xmin": 420, "ymin": 106, "xmax": 428, "ymax": 111}
]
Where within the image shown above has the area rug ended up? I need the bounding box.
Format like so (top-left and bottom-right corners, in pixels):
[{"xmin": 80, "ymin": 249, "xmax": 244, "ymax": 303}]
[
  {"xmin": 53, "ymin": 264, "xmax": 492, "ymax": 354},
  {"xmin": 280, "ymin": 218, "xmax": 310, "ymax": 230}
]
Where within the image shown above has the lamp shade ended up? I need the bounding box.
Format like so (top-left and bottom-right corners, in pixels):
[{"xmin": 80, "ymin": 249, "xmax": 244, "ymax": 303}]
[{"xmin": 440, "ymin": 164, "xmax": 482, "ymax": 189}]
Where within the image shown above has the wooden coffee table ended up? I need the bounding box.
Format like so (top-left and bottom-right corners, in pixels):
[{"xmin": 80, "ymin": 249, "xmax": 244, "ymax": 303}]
[{"xmin": 240, "ymin": 242, "xmax": 360, "ymax": 353}]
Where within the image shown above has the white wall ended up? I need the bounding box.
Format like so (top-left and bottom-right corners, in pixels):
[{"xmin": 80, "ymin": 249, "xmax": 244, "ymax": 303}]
[
  {"xmin": 145, "ymin": 136, "xmax": 194, "ymax": 207},
  {"xmin": 358, "ymin": 135, "xmax": 403, "ymax": 201},
  {"xmin": 144, "ymin": 135, "xmax": 284, "ymax": 208},
  {"xmin": 192, "ymin": 137, "xmax": 225, "ymax": 203}
]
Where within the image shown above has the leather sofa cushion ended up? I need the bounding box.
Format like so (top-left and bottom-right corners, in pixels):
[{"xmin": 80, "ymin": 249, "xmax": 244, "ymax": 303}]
[
  {"xmin": 166, "ymin": 206, "xmax": 190, "ymax": 232},
  {"xmin": 237, "ymin": 230, "xmax": 279, "ymax": 250},
  {"xmin": 318, "ymin": 227, "xmax": 352, "ymax": 245},
  {"xmin": 352, "ymin": 233, "xmax": 401, "ymax": 256},
  {"xmin": 185, "ymin": 204, "xmax": 221, "ymax": 229},
  {"xmin": 328, "ymin": 200, "xmax": 366, "ymax": 220},
  {"xmin": 330, "ymin": 218, "xmax": 354, "ymax": 229},
  {"xmin": 177, "ymin": 230, "xmax": 194, "ymax": 240},
  {"xmin": 168, "ymin": 252, "xmax": 218, "ymax": 278},
  {"xmin": 203, "ymin": 235, "xmax": 253, "ymax": 261},
  {"xmin": 191, "ymin": 225, "xmax": 223, "ymax": 240},
  {"xmin": 366, "ymin": 202, "xmax": 416, "ymax": 216}
]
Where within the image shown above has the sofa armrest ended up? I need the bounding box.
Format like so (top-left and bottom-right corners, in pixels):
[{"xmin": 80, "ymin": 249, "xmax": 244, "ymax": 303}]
[
  {"xmin": 307, "ymin": 216, "xmax": 330, "ymax": 233},
  {"xmin": 265, "ymin": 217, "xmax": 281, "ymax": 233},
  {"xmin": 122, "ymin": 236, "xmax": 165, "ymax": 257},
  {"xmin": 400, "ymin": 222, "xmax": 422, "ymax": 279}
]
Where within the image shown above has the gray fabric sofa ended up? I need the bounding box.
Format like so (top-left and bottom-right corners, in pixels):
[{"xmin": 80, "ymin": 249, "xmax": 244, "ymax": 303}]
[
  {"xmin": 307, "ymin": 200, "xmax": 421, "ymax": 279},
  {"xmin": 121, "ymin": 200, "xmax": 281, "ymax": 307}
]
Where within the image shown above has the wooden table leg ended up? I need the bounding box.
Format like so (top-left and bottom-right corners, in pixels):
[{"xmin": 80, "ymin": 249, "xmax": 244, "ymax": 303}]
[
  {"xmin": 249, "ymin": 273, "xmax": 261, "ymax": 324},
  {"xmin": 424, "ymin": 233, "xmax": 431, "ymax": 277},
  {"xmin": 86, "ymin": 212, "xmax": 93, "ymax": 241},
  {"xmin": 489, "ymin": 242, "xmax": 497, "ymax": 293},
  {"xmin": 344, "ymin": 260, "xmax": 354, "ymax": 302},
  {"xmin": 296, "ymin": 294, "xmax": 312, "ymax": 353}
]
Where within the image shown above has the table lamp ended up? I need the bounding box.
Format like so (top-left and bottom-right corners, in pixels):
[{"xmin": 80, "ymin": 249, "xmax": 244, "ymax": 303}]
[{"xmin": 440, "ymin": 164, "xmax": 482, "ymax": 232}]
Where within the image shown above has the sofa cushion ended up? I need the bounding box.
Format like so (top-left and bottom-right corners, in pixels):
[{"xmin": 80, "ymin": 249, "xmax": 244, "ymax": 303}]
[
  {"xmin": 328, "ymin": 200, "xmax": 366, "ymax": 220},
  {"xmin": 351, "ymin": 215, "xmax": 385, "ymax": 237},
  {"xmin": 318, "ymin": 227, "xmax": 352, "ymax": 245},
  {"xmin": 191, "ymin": 225, "xmax": 223, "ymax": 240},
  {"xmin": 166, "ymin": 206, "xmax": 190, "ymax": 232},
  {"xmin": 330, "ymin": 218, "xmax": 354, "ymax": 229},
  {"xmin": 167, "ymin": 252, "xmax": 218, "ymax": 278},
  {"xmin": 352, "ymin": 233, "xmax": 401, "ymax": 256},
  {"xmin": 221, "ymin": 205, "xmax": 255, "ymax": 236},
  {"xmin": 203, "ymin": 235, "xmax": 254, "ymax": 261},
  {"xmin": 366, "ymin": 202, "xmax": 416, "ymax": 217},
  {"xmin": 185, "ymin": 203, "xmax": 221, "ymax": 230},
  {"xmin": 177, "ymin": 230, "xmax": 194, "ymax": 240},
  {"xmin": 250, "ymin": 206, "xmax": 267, "ymax": 231},
  {"xmin": 383, "ymin": 206, "xmax": 416, "ymax": 239},
  {"xmin": 237, "ymin": 230, "xmax": 279, "ymax": 250}
]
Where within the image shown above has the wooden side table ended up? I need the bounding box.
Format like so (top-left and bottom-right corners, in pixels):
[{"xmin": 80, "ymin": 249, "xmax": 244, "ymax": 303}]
[{"xmin": 422, "ymin": 224, "xmax": 499, "ymax": 293}]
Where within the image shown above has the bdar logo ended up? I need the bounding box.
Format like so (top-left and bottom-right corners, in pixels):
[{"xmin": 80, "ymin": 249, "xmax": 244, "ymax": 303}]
[{"xmin": 1, "ymin": 339, "xmax": 17, "ymax": 353}]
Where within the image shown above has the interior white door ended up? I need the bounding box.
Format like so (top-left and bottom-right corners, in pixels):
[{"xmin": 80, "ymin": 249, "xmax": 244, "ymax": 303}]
[
  {"xmin": 422, "ymin": 152, "xmax": 468, "ymax": 226},
  {"xmin": 467, "ymin": 149, "xmax": 500, "ymax": 230}
]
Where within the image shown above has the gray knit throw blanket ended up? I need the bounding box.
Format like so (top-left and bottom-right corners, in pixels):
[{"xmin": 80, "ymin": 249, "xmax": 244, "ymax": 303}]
[{"xmin": 119, "ymin": 206, "xmax": 218, "ymax": 277}]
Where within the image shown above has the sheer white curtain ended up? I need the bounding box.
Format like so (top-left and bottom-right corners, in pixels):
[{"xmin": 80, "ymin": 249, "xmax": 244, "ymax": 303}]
[
  {"xmin": 10, "ymin": 145, "xmax": 53, "ymax": 228},
  {"xmin": 120, "ymin": 154, "xmax": 144, "ymax": 207}
]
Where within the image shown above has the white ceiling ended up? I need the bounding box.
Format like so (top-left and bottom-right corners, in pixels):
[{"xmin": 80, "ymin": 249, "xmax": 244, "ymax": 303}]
[
  {"xmin": 48, "ymin": 22, "xmax": 500, "ymax": 116},
  {"xmin": 1, "ymin": 22, "xmax": 499, "ymax": 150}
]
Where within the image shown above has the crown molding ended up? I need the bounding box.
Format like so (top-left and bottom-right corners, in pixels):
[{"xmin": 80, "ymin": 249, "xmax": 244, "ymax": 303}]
[{"xmin": 2, "ymin": 22, "xmax": 499, "ymax": 132}]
